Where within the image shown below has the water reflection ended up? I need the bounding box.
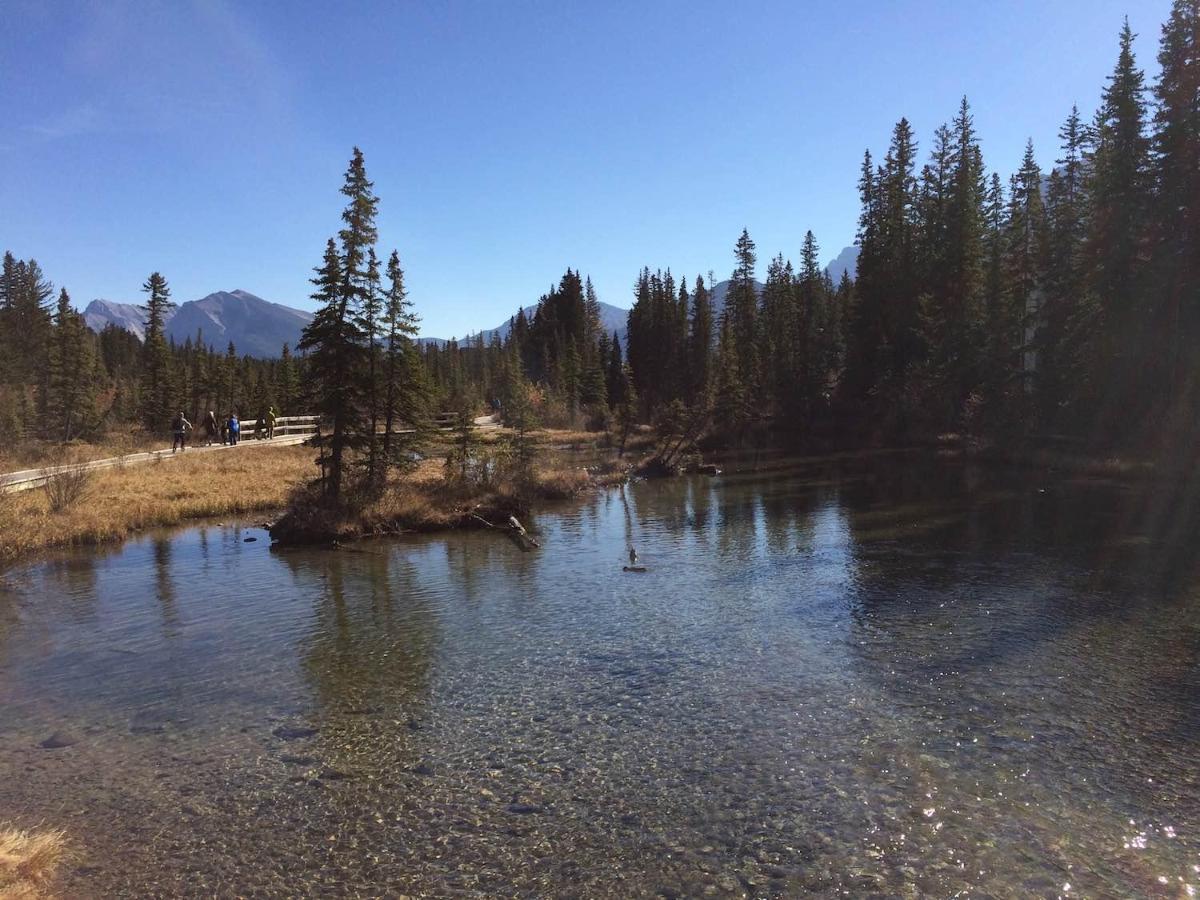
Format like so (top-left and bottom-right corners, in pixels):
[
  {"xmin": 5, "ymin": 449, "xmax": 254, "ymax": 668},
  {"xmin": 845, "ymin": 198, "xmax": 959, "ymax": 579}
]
[{"xmin": 0, "ymin": 453, "xmax": 1197, "ymax": 897}]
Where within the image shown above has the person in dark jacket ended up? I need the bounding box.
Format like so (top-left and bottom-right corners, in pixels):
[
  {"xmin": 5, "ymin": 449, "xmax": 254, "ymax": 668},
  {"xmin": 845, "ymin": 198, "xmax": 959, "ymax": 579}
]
[
  {"xmin": 203, "ymin": 410, "xmax": 219, "ymax": 446},
  {"xmin": 171, "ymin": 412, "xmax": 192, "ymax": 453}
]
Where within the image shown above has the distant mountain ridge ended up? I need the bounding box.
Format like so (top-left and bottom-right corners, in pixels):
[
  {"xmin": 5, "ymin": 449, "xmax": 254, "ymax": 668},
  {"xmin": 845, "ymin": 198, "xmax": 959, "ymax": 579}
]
[
  {"xmin": 83, "ymin": 290, "xmax": 313, "ymax": 359},
  {"xmin": 83, "ymin": 298, "xmax": 162, "ymax": 341}
]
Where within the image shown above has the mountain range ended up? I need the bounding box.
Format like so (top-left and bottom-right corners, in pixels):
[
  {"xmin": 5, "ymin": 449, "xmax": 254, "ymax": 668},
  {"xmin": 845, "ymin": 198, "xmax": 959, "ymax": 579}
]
[
  {"xmin": 82, "ymin": 246, "xmax": 857, "ymax": 358},
  {"xmin": 84, "ymin": 290, "xmax": 314, "ymax": 359}
]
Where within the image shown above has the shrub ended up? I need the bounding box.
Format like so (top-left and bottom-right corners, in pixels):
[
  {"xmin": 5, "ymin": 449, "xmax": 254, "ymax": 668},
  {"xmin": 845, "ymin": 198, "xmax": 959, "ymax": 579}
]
[{"xmin": 41, "ymin": 464, "xmax": 92, "ymax": 513}]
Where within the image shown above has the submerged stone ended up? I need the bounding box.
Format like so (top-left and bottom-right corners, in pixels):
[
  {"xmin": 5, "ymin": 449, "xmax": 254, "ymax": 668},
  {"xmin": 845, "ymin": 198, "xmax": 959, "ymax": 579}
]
[
  {"xmin": 272, "ymin": 725, "xmax": 319, "ymax": 741},
  {"xmin": 39, "ymin": 731, "xmax": 77, "ymax": 749}
]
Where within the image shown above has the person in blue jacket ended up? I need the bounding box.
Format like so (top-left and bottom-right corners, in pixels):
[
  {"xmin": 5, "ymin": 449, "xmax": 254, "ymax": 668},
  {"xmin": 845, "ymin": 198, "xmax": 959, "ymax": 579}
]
[{"xmin": 227, "ymin": 413, "xmax": 241, "ymax": 446}]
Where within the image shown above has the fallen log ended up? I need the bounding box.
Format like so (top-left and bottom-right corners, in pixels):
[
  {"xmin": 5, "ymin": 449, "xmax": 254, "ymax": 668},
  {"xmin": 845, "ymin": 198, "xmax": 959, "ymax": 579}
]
[{"xmin": 468, "ymin": 511, "xmax": 541, "ymax": 550}]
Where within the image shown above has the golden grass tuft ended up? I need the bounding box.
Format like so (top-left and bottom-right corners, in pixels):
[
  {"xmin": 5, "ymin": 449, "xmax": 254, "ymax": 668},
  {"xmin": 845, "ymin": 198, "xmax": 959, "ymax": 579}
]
[
  {"xmin": 530, "ymin": 464, "xmax": 592, "ymax": 499},
  {"xmin": 0, "ymin": 445, "xmax": 314, "ymax": 563},
  {"xmin": 0, "ymin": 826, "xmax": 66, "ymax": 899}
]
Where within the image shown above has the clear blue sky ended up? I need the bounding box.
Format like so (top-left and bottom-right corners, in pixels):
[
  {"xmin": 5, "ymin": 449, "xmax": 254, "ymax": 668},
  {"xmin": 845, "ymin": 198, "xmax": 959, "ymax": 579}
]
[{"xmin": 3, "ymin": 0, "xmax": 1173, "ymax": 339}]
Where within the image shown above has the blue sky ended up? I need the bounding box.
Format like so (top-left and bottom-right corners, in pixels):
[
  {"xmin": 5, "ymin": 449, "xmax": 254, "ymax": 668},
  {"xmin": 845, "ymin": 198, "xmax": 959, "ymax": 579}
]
[{"xmin": 3, "ymin": 0, "xmax": 1174, "ymax": 339}]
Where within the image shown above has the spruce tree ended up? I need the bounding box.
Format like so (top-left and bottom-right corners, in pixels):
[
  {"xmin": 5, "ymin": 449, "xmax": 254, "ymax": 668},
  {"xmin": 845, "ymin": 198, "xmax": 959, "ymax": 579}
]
[
  {"xmin": 278, "ymin": 343, "xmax": 298, "ymax": 414},
  {"xmin": 298, "ymin": 148, "xmax": 379, "ymax": 501},
  {"xmin": 298, "ymin": 237, "xmax": 359, "ymax": 499},
  {"xmin": 687, "ymin": 274, "xmax": 714, "ymax": 404},
  {"xmin": 1085, "ymin": 20, "xmax": 1150, "ymax": 436},
  {"xmin": 1039, "ymin": 106, "xmax": 1090, "ymax": 423},
  {"xmin": 1004, "ymin": 141, "xmax": 1047, "ymax": 402},
  {"xmin": 878, "ymin": 118, "xmax": 921, "ymax": 376},
  {"xmin": 381, "ymin": 249, "xmax": 428, "ymax": 469},
  {"xmin": 48, "ymin": 288, "xmax": 96, "ymax": 441},
  {"xmin": 606, "ymin": 332, "xmax": 625, "ymax": 410},
  {"xmin": 713, "ymin": 318, "xmax": 749, "ymax": 441},
  {"xmin": 359, "ymin": 247, "xmax": 384, "ymax": 483},
  {"xmin": 727, "ymin": 229, "xmax": 760, "ymax": 392},
  {"xmin": 843, "ymin": 150, "xmax": 884, "ymax": 401},
  {"xmin": 139, "ymin": 272, "xmax": 175, "ymax": 432},
  {"xmin": 1151, "ymin": 1, "xmax": 1200, "ymax": 397}
]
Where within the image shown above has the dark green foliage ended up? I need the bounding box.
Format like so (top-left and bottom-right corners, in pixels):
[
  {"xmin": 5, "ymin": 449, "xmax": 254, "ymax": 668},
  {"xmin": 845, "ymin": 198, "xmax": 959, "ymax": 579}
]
[
  {"xmin": 48, "ymin": 289, "xmax": 99, "ymax": 441},
  {"xmin": 0, "ymin": 251, "xmax": 295, "ymax": 448},
  {"xmin": 614, "ymin": 10, "xmax": 1190, "ymax": 453},
  {"xmin": 381, "ymin": 250, "xmax": 429, "ymax": 470},
  {"xmin": 139, "ymin": 272, "xmax": 176, "ymax": 432}
]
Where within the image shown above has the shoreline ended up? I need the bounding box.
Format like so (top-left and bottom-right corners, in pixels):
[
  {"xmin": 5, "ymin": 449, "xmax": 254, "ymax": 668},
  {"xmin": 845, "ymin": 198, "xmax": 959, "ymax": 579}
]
[
  {"xmin": 0, "ymin": 430, "xmax": 1167, "ymax": 570},
  {"xmin": 0, "ymin": 435, "xmax": 628, "ymax": 568}
]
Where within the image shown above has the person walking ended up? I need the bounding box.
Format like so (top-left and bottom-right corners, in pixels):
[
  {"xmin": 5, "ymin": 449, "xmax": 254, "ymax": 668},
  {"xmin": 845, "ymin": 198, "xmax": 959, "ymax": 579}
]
[
  {"xmin": 266, "ymin": 406, "xmax": 278, "ymax": 440},
  {"xmin": 203, "ymin": 409, "xmax": 219, "ymax": 446},
  {"xmin": 228, "ymin": 413, "xmax": 240, "ymax": 446},
  {"xmin": 171, "ymin": 412, "xmax": 192, "ymax": 453}
]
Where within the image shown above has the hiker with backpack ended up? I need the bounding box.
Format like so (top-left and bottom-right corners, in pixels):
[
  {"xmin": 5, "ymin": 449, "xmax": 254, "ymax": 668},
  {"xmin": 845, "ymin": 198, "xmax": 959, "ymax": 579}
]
[{"xmin": 171, "ymin": 412, "xmax": 192, "ymax": 453}]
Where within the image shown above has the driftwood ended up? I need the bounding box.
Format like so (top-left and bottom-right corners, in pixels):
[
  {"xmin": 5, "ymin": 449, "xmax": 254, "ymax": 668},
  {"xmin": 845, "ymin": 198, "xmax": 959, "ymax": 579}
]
[{"xmin": 468, "ymin": 511, "xmax": 541, "ymax": 550}]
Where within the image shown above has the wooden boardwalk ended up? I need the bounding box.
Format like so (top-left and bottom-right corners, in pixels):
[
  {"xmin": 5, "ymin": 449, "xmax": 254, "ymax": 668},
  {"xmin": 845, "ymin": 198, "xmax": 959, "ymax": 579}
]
[
  {"xmin": 0, "ymin": 414, "xmax": 503, "ymax": 493},
  {"xmin": 0, "ymin": 416, "xmax": 320, "ymax": 493}
]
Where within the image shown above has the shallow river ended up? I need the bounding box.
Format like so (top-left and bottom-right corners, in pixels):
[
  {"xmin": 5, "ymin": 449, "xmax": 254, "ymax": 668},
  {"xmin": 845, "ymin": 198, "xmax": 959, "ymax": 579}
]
[{"xmin": 1, "ymin": 452, "xmax": 1199, "ymax": 897}]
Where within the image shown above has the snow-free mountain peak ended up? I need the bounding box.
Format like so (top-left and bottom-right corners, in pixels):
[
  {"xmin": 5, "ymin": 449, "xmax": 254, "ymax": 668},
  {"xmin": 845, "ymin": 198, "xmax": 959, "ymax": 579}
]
[{"xmin": 83, "ymin": 290, "xmax": 313, "ymax": 359}]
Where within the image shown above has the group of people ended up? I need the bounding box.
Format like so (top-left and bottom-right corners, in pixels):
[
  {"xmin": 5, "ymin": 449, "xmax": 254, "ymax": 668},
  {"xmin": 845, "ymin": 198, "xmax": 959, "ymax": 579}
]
[{"xmin": 169, "ymin": 407, "xmax": 278, "ymax": 452}]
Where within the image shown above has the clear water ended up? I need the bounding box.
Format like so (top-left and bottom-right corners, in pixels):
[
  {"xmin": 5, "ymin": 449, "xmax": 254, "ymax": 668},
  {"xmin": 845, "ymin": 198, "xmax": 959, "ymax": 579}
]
[{"xmin": 1, "ymin": 453, "xmax": 1198, "ymax": 897}]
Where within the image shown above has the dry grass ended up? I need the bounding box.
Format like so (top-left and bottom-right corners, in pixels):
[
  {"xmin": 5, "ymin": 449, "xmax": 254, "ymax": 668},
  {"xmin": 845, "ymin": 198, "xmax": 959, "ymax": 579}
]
[
  {"xmin": 530, "ymin": 464, "xmax": 592, "ymax": 499},
  {"xmin": 0, "ymin": 430, "xmax": 162, "ymax": 473},
  {"xmin": 0, "ymin": 445, "xmax": 314, "ymax": 563},
  {"xmin": 527, "ymin": 428, "xmax": 610, "ymax": 447},
  {"xmin": 429, "ymin": 426, "xmax": 610, "ymax": 448},
  {"xmin": 0, "ymin": 826, "xmax": 66, "ymax": 899}
]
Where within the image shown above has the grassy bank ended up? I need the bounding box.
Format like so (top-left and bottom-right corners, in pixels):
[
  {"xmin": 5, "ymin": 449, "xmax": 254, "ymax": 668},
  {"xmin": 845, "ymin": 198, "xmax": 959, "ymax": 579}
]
[
  {"xmin": 0, "ymin": 826, "xmax": 65, "ymax": 900},
  {"xmin": 0, "ymin": 445, "xmax": 314, "ymax": 564}
]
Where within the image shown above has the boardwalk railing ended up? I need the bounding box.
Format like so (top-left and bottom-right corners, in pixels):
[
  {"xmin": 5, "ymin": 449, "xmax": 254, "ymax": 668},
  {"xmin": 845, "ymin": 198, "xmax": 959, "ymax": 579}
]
[{"xmin": 233, "ymin": 415, "xmax": 320, "ymax": 439}]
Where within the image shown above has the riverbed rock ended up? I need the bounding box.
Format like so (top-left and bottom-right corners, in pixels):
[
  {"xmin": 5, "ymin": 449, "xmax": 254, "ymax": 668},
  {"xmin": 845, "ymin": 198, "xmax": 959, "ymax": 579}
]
[
  {"xmin": 40, "ymin": 731, "xmax": 78, "ymax": 749},
  {"xmin": 272, "ymin": 725, "xmax": 319, "ymax": 741},
  {"xmin": 505, "ymin": 802, "xmax": 543, "ymax": 815},
  {"xmin": 278, "ymin": 754, "xmax": 319, "ymax": 766}
]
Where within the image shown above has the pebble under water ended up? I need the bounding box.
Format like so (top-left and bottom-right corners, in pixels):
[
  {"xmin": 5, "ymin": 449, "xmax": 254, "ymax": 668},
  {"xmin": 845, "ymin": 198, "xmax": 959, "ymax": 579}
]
[{"xmin": 1, "ymin": 452, "xmax": 1199, "ymax": 897}]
